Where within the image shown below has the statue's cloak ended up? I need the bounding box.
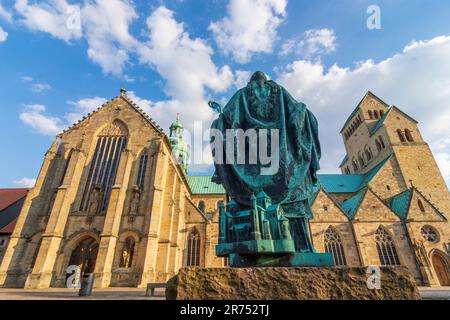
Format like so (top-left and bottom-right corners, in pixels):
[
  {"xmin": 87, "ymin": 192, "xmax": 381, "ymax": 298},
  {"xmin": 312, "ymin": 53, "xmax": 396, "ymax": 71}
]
[{"xmin": 211, "ymin": 79, "xmax": 321, "ymax": 210}]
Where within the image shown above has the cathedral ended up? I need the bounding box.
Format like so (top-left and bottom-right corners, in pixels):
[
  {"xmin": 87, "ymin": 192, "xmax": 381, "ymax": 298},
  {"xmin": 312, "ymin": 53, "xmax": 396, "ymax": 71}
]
[{"xmin": 0, "ymin": 89, "xmax": 449, "ymax": 289}]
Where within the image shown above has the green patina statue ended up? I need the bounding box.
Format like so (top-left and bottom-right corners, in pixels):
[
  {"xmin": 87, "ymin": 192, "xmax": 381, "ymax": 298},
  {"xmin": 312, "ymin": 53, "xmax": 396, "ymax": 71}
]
[{"xmin": 210, "ymin": 71, "xmax": 333, "ymax": 267}]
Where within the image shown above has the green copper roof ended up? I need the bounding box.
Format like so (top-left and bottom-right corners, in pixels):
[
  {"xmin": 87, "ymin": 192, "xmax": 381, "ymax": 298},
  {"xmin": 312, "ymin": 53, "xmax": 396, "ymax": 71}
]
[
  {"xmin": 187, "ymin": 155, "xmax": 391, "ymax": 195},
  {"xmin": 370, "ymin": 107, "xmax": 392, "ymax": 136},
  {"xmin": 187, "ymin": 176, "xmax": 226, "ymax": 194},
  {"xmin": 341, "ymin": 188, "xmax": 368, "ymax": 220},
  {"xmin": 318, "ymin": 174, "xmax": 364, "ymax": 193},
  {"xmin": 388, "ymin": 189, "xmax": 413, "ymax": 220}
]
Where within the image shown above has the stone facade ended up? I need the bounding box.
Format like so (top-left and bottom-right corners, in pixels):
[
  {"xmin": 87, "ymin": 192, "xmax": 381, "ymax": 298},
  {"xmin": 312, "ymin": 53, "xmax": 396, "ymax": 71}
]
[{"xmin": 0, "ymin": 90, "xmax": 449, "ymax": 289}]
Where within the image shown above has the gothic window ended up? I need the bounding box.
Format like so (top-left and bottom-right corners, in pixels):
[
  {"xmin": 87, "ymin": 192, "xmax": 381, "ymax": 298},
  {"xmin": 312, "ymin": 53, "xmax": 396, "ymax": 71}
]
[
  {"xmin": 198, "ymin": 200, "xmax": 206, "ymax": 213},
  {"xmin": 136, "ymin": 152, "xmax": 148, "ymax": 189},
  {"xmin": 405, "ymin": 129, "xmax": 414, "ymax": 142},
  {"xmin": 358, "ymin": 155, "xmax": 365, "ymax": 167},
  {"xmin": 397, "ymin": 129, "xmax": 406, "ymax": 143},
  {"xmin": 81, "ymin": 120, "xmax": 128, "ymax": 213},
  {"xmin": 374, "ymin": 110, "xmax": 379, "ymax": 119},
  {"xmin": 421, "ymin": 226, "xmax": 439, "ymax": 243},
  {"xmin": 352, "ymin": 159, "xmax": 358, "ymax": 171},
  {"xmin": 379, "ymin": 136, "xmax": 386, "ymax": 149},
  {"xmin": 418, "ymin": 199, "xmax": 425, "ymax": 212},
  {"xmin": 376, "ymin": 140, "xmax": 382, "ymax": 152},
  {"xmin": 59, "ymin": 150, "xmax": 73, "ymax": 186},
  {"xmin": 375, "ymin": 227, "xmax": 400, "ymax": 266},
  {"xmin": 120, "ymin": 237, "xmax": 135, "ymax": 268},
  {"xmin": 368, "ymin": 110, "xmax": 374, "ymax": 119},
  {"xmin": 324, "ymin": 227, "xmax": 347, "ymax": 266},
  {"xmin": 187, "ymin": 229, "xmax": 201, "ymax": 266}
]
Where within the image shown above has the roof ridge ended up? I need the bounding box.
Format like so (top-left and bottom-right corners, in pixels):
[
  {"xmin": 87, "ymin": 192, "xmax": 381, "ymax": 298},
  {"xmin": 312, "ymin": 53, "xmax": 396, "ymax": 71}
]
[{"xmin": 61, "ymin": 93, "xmax": 166, "ymax": 137}]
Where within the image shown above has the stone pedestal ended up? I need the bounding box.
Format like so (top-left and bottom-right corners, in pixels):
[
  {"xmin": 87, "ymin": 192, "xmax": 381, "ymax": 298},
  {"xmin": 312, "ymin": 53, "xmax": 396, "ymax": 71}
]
[{"xmin": 166, "ymin": 267, "xmax": 421, "ymax": 300}]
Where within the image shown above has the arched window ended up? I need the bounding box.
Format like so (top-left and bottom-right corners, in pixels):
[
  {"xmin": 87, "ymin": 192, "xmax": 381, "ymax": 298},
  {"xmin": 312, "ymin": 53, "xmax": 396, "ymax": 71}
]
[
  {"xmin": 352, "ymin": 159, "xmax": 358, "ymax": 171},
  {"xmin": 358, "ymin": 155, "xmax": 365, "ymax": 167},
  {"xmin": 324, "ymin": 227, "xmax": 347, "ymax": 266},
  {"xmin": 405, "ymin": 129, "xmax": 414, "ymax": 142},
  {"xmin": 136, "ymin": 152, "xmax": 148, "ymax": 189},
  {"xmin": 421, "ymin": 226, "xmax": 439, "ymax": 243},
  {"xmin": 81, "ymin": 120, "xmax": 128, "ymax": 213},
  {"xmin": 368, "ymin": 110, "xmax": 374, "ymax": 119},
  {"xmin": 375, "ymin": 227, "xmax": 400, "ymax": 266},
  {"xmin": 374, "ymin": 110, "xmax": 379, "ymax": 119},
  {"xmin": 397, "ymin": 129, "xmax": 406, "ymax": 143},
  {"xmin": 187, "ymin": 229, "xmax": 201, "ymax": 266},
  {"xmin": 120, "ymin": 237, "xmax": 135, "ymax": 268},
  {"xmin": 378, "ymin": 136, "xmax": 385, "ymax": 149},
  {"xmin": 418, "ymin": 199, "xmax": 425, "ymax": 212},
  {"xmin": 60, "ymin": 150, "xmax": 73, "ymax": 186},
  {"xmin": 198, "ymin": 200, "xmax": 206, "ymax": 213},
  {"xmin": 364, "ymin": 146, "xmax": 373, "ymax": 161},
  {"xmin": 375, "ymin": 140, "xmax": 381, "ymax": 152}
]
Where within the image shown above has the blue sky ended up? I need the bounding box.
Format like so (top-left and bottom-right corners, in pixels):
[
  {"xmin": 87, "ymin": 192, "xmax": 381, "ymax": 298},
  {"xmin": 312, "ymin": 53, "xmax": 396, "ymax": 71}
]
[{"xmin": 1, "ymin": 0, "xmax": 450, "ymax": 188}]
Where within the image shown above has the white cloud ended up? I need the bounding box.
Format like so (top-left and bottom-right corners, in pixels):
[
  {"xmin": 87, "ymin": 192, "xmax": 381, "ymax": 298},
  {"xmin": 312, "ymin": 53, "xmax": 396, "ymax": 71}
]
[
  {"xmin": 435, "ymin": 153, "xmax": 450, "ymax": 183},
  {"xmin": 81, "ymin": 0, "xmax": 139, "ymax": 76},
  {"xmin": 65, "ymin": 96, "xmax": 107, "ymax": 123},
  {"xmin": 281, "ymin": 28, "xmax": 337, "ymax": 58},
  {"xmin": 209, "ymin": 0, "xmax": 287, "ymax": 63},
  {"xmin": 234, "ymin": 70, "xmax": 251, "ymax": 89},
  {"xmin": 21, "ymin": 75, "xmax": 33, "ymax": 82},
  {"xmin": 13, "ymin": 177, "xmax": 36, "ymax": 188},
  {"xmin": 14, "ymin": 0, "xmax": 138, "ymax": 76},
  {"xmin": 0, "ymin": 3, "xmax": 13, "ymax": 24},
  {"xmin": 19, "ymin": 104, "xmax": 62, "ymax": 136},
  {"xmin": 0, "ymin": 26, "xmax": 7, "ymax": 42},
  {"xmin": 31, "ymin": 82, "xmax": 52, "ymax": 92},
  {"xmin": 276, "ymin": 35, "xmax": 450, "ymax": 186},
  {"xmin": 137, "ymin": 6, "xmax": 233, "ymax": 131},
  {"xmin": 14, "ymin": 0, "xmax": 82, "ymax": 42}
]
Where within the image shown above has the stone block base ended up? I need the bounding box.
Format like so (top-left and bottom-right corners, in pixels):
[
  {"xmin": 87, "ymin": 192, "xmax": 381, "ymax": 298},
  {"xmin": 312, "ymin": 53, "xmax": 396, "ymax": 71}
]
[{"xmin": 166, "ymin": 267, "xmax": 421, "ymax": 300}]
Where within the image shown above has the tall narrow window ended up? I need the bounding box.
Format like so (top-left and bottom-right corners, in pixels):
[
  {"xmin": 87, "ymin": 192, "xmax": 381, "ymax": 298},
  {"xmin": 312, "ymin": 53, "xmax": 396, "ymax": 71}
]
[
  {"xmin": 81, "ymin": 120, "xmax": 128, "ymax": 213},
  {"xmin": 120, "ymin": 237, "xmax": 135, "ymax": 268},
  {"xmin": 397, "ymin": 129, "xmax": 406, "ymax": 143},
  {"xmin": 368, "ymin": 110, "xmax": 374, "ymax": 119},
  {"xmin": 59, "ymin": 150, "xmax": 73, "ymax": 186},
  {"xmin": 324, "ymin": 227, "xmax": 347, "ymax": 266},
  {"xmin": 187, "ymin": 229, "xmax": 201, "ymax": 266},
  {"xmin": 374, "ymin": 110, "xmax": 379, "ymax": 119},
  {"xmin": 375, "ymin": 227, "xmax": 400, "ymax": 266},
  {"xmin": 418, "ymin": 199, "xmax": 425, "ymax": 212},
  {"xmin": 376, "ymin": 140, "xmax": 382, "ymax": 152},
  {"xmin": 352, "ymin": 159, "xmax": 358, "ymax": 171},
  {"xmin": 378, "ymin": 136, "xmax": 386, "ymax": 149},
  {"xmin": 198, "ymin": 200, "xmax": 206, "ymax": 213},
  {"xmin": 405, "ymin": 129, "xmax": 414, "ymax": 142},
  {"xmin": 136, "ymin": 153, "xmax": 148, "ymax": 189}
]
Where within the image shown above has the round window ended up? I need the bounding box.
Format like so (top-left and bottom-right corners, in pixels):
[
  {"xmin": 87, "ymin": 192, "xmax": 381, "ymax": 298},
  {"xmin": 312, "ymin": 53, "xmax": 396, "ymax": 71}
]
[{"xmin": 420, "ymin": 226, "xmax": 439, "ymax": 243}]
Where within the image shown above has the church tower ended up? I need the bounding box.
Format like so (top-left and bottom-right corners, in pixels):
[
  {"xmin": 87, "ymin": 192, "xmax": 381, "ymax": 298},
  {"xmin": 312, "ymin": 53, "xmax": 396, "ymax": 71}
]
[
  {"xmin": 339, "ymin": 91, "xmax": 450, "ymax": 215},
  {"xmin": 169, "ymin": 115, "xmax": 189, "ymax": 173}
]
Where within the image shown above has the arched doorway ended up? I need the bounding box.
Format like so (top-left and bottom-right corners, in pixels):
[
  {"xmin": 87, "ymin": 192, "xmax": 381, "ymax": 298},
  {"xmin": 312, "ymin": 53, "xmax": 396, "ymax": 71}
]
[
  {"xmin": 432, "ymin": 252, "xmax": 450, "ymax": 286},
  {"xmin": 68, "ymin": 237, "xmax": 99, "ymax": 276}
]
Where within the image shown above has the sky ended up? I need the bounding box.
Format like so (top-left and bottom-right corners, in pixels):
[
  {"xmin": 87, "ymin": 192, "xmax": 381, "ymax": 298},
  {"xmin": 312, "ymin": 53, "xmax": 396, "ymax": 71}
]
[{"xmin": 1, "ymin": 0, "xmax": 450, "ymax": 188}]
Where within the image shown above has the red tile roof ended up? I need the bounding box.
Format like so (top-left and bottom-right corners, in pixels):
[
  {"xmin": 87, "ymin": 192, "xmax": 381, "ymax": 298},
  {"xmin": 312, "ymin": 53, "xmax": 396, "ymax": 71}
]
[{"xmin": 0, "ymin": 189, "xmax": 28, "ymax": 212}]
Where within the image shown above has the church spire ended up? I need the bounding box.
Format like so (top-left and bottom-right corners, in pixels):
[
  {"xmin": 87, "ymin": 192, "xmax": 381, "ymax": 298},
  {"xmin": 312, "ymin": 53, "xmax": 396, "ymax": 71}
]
[{"xmin": 169, "ymin": 114, "xmax": 189, "ymax": 173}]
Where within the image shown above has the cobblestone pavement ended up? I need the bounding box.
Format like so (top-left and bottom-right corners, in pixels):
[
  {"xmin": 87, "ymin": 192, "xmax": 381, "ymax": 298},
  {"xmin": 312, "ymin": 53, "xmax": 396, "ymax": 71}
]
[{"xmin": 0, "ymin": 287, "xmax": 448, "ymax": 300}]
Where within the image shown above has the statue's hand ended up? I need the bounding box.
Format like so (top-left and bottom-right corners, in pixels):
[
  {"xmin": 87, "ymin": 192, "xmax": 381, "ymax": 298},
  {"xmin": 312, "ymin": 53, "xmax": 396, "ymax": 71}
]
[{"xmin": 208, "ymin": 101, "xmax": 223, "ymax": 114}]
